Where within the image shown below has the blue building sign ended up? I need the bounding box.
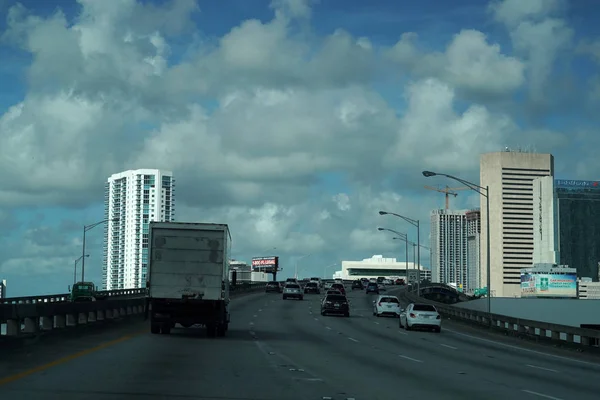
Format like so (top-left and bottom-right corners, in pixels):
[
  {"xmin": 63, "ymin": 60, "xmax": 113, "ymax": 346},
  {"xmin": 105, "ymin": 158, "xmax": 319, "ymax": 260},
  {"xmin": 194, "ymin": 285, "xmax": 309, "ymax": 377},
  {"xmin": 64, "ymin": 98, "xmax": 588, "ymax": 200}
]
[{"xmin": 555, "ymin": 180, "xmax": 600, "ymax": 189}]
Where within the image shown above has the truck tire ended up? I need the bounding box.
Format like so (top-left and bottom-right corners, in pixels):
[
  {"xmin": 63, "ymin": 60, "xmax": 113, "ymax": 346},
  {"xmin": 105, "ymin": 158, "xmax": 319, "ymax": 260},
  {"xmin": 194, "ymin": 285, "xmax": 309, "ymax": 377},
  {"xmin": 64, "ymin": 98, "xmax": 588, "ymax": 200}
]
[{"xmin": 151, "ymin": 323, "xmax": 160, "ymax": 334}]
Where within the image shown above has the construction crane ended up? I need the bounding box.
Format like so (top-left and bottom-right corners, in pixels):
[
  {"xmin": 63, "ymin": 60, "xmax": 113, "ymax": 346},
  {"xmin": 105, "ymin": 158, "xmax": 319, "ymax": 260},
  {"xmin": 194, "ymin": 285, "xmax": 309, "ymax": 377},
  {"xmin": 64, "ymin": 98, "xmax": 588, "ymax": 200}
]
[{"xmin": 424, "ymin": 185, "xmax": 471, "ymax": 209}]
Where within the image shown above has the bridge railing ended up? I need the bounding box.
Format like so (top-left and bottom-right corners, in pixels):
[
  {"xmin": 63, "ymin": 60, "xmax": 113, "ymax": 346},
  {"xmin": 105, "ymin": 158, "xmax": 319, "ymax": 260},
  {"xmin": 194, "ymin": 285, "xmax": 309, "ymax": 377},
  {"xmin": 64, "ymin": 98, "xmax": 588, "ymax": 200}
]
[
  {"xmin": 1, "ymin": 282, "xmax": 267, "ymax": 338},
  {"xmin": 403, "ymin": 290, "xmax": 600, "ymax": 349},
  {"xmin": 0, "ymin": 288, "xmax": 148, "ymax": 305}
]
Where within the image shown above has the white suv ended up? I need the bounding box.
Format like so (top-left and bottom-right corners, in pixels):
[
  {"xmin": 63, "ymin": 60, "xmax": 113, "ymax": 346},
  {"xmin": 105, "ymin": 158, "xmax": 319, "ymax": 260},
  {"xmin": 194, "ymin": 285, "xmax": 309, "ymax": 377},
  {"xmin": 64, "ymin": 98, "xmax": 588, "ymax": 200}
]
[
  {"xmin": 283, "ymin": 283, "xmax": 303, "ymax": 300},
  {"xmin": 373, "ymin": 295, "xmax": 401, "ymax": 317}
]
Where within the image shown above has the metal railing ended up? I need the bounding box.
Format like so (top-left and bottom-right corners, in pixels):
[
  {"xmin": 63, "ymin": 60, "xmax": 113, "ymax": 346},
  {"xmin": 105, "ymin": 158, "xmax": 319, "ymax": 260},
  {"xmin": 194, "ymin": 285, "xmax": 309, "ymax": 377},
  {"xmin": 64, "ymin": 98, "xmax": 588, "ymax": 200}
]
[
  {"xmin": 403, "ymin": 288, "xmax": 600, "ymax": 349},
  {"xmin": 0, "ymin": 288, "xmax": 147, "ymax": 305}
]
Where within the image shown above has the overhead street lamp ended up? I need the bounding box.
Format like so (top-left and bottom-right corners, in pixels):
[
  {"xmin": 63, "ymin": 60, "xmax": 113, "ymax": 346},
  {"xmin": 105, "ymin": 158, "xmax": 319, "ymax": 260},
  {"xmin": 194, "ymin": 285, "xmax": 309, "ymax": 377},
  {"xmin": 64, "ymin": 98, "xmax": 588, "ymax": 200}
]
[
  {"xmin": 378, "ymin": 228, "xmax": 409, "ymax": 286},
  {"xmin": 295, "ymin": 253, "xmax": 311, "ymax": 279},
  {"xmin": 74, "ymin": 254, "xmax": 90, "ymax": 285},
  {"xmin": 379, "ymin": 211, "xmax": 421, "ymax": 295},
  {"xmin": 423, "ymin": 170, "xmax": 491, "ymax": 322},
  {"xmin": 323, "ymin": 263, "xmax": 337, "ymax": 279},
  {"xmin": 81, "ymin": 218, "xmax": 119, "ymax": 283}
]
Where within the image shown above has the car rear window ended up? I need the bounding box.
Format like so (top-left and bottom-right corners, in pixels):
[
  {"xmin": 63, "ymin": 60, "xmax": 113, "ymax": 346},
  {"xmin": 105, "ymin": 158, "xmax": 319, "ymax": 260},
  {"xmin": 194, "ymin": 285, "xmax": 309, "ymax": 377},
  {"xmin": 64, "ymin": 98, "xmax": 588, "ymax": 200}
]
[
  {"xmin": 368, "ymin": 282, "xmax": 377, "ymax": 286},
  {"xmin": 413, "ymin": 304, "xmax": 437, "ymax": 312},
  {"xmin": 286, "ymin": 284, "xmax": 300, "ymax": 289},
  {"xmin": 332, "ymin": 283, "xmax": 343, "ymax": 288},
  {"xmin": 381, "ymin": 297, "xmax": 399, "ymax": 304},
  {"xmin": 307, "ymin": 282, "xmax": 317, "ymax": 286},
  {"xmin": 326, "ymin": 295, "xmax": 346, "ymax": 301}
]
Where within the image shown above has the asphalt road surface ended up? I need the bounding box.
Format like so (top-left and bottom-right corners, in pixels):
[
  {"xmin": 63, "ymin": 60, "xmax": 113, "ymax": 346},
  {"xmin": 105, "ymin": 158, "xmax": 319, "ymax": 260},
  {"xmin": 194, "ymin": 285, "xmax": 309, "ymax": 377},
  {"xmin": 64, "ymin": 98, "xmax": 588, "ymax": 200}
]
[{"xmin": 1, "ymin": 287, "xmax": 600, "ymax": 400}]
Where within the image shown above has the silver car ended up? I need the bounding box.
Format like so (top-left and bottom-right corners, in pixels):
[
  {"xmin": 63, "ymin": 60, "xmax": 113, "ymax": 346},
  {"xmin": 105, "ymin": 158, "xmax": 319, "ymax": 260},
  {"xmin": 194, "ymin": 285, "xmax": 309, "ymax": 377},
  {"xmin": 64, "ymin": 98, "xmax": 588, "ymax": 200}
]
[{"xmin": 283, "ymin": 283, "xmax": 304, "ymax": 300}]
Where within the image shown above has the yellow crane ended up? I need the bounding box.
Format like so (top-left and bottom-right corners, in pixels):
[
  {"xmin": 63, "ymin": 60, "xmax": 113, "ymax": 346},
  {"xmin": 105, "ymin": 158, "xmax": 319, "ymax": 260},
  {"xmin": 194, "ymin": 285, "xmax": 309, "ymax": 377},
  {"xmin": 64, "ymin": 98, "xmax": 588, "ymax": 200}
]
[{"xmin": 424, "ymin": 185, "xmax": 471, "ymax": 209}]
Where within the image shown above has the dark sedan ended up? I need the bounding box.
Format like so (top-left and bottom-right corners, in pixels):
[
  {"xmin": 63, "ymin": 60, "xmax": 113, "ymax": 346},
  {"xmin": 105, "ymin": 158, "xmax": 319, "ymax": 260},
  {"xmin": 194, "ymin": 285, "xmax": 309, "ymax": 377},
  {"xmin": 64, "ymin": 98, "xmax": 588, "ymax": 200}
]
[
  {"xmin": 351, "ymin": 280, "xmax": 363, "ymax": 290},
  {"xmin": 365, "ymin": 282, "xmax": 379, "ymax": 294},
  {"xmin": 265, "ymin": 281, "xmax": 282, "ymax": 293},
  {"xmin": 304, "ymin": 281, "xmax": 320, "ymax": 294},
  {"xmin": 321, "ymin": 294, "xmax": 350, "ymax": 317}
]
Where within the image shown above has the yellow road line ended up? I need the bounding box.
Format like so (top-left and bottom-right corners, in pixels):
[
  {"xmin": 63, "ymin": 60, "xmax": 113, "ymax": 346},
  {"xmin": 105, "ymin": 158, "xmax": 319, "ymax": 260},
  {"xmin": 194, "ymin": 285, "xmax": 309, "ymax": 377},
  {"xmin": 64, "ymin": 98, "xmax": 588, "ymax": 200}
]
[{"xmin": 0, "ymin": 329, "xmax": 146, "ymax": 386}]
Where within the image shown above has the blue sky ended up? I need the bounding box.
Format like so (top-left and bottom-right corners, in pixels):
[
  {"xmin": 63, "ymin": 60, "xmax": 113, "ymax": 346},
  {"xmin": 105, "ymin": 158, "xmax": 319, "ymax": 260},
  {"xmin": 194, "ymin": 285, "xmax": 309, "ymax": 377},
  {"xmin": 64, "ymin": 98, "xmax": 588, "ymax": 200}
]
[{"xmin": 1, "ymin": 0, "xmax": 600, "ymax": 297}]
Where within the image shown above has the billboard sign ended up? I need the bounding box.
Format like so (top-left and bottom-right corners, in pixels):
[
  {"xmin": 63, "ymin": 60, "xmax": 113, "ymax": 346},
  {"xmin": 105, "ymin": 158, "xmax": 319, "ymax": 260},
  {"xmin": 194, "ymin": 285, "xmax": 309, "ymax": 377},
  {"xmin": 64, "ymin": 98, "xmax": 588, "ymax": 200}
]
[
  {"xmin": 521, "ymin": 272, "xmax": 577, "ymax": 298},
  {"xmin": 251, "ymin": 256, "xmax": 279, "ymax": 273},
  {"xmin": 555, "ymin": 180, "xmax": 600, "ymax": 189}
]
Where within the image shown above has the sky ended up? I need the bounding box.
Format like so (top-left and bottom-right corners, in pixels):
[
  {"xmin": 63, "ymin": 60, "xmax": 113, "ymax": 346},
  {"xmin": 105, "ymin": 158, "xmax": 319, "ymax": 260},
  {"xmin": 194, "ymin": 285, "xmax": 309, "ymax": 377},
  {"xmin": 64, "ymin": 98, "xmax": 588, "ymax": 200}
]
[{"xmin": 1, "ymin": 0, "xmax": 600, "ymax": 297}]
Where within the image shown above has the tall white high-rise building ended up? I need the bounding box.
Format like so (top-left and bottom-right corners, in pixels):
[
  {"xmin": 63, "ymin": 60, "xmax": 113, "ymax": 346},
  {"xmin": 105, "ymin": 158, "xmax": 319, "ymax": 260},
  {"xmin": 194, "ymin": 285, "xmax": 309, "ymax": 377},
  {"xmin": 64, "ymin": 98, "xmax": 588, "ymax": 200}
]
[
  {"xmin": 430, "ymin": 209, "xmax": 469, "ymax": 290},
  {"xmin": 103, "ymin": 169, "xmax": 175, "ymax": 290},
  {"xmin": 466, "ymin": 210, "xmax": 481, "ymax": 291},
  {"xmin": 480, "ymin": 150, "xmax": 554, "ymax": 298},
  {"xmin": 532, "ymin": 176, "xmax": 559, "ymax": 264}
]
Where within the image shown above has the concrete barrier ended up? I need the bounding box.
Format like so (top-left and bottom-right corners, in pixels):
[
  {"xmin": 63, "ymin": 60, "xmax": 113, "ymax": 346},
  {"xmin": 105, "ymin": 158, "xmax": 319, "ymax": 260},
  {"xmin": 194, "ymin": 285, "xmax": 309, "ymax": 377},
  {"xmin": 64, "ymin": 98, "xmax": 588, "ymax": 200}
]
[
  {"xmin": 0, "ymin": 283, "xmax": 267, "ymax": 338},
  {"xmin": 404, "ymin": 289, "xmax": 600, "ymax": 349}
]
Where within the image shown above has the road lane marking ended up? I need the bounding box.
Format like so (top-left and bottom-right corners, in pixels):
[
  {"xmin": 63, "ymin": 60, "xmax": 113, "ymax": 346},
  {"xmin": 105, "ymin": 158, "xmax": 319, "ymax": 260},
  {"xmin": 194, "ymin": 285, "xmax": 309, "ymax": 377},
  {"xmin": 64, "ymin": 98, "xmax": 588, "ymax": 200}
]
[
  {"xmin": 258, "ymin": 309, "xmax": 262, "ymax": 312},
  {"xmin": 521, "ymin": 389, "xmax": 563, "ymax": 399},
  {"xmin": 253, "ymin": 315, "xmax": 257, "ymax": 317},
  {"xmin": 398, "ymin": 330, "xmax": 407, "ymax": 335},
  {"xmin": 525, "ymin": 364, "xmax": 558, "ymax": 373},
  {"xmin": 440, "ymin": 344, "xmax": 457, "ymax": 350},
  {"xmin": 0, "ymin": 330, "xmax": 144, "ymax": 386},
  {"xmin": 444, "ymin": 328, "xmax": 600, "ymax": 367},
  {"xmin": 399, "ymin": 355, "xmax": 423, "ymax": 363},
  {"xmin": 325, "ymin": 326, "xmax": 332, "ymax": 330},
  {"xmin": 347, "ymin": 337, "xmax": 359, "ymax": 343},
  {"xmin": 373, "ymin": 321, "xmax": 380, "ymax": 325},
  {"xmin": 249, "ymin": 322, "xmax": 255, "ymax": 325}
]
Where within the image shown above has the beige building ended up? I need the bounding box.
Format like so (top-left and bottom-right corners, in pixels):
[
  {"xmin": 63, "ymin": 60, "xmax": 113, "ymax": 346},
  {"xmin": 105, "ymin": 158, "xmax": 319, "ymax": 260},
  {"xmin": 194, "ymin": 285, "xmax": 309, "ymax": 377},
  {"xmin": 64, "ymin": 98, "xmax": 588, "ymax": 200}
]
[{"xmin": 480, "ymin": 151, "xmax": 554, "ymax": 297}]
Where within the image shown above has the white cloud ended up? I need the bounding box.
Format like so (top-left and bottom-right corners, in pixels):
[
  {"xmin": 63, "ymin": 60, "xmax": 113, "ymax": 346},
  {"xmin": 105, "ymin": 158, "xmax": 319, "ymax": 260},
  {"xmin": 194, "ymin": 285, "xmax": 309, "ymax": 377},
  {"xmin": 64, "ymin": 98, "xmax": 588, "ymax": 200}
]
[{"xmin": 0, "ymin": 0, "xmax": 594, "ymax": 289}]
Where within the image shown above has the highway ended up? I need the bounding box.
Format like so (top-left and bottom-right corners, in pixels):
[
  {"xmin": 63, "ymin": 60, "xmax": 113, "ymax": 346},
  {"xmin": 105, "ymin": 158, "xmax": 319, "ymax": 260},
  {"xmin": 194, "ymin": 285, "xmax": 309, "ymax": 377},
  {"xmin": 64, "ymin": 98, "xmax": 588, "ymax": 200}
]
[{"xmin": 1, "ymin": 287, "xmax": 600, "ymax": 400}]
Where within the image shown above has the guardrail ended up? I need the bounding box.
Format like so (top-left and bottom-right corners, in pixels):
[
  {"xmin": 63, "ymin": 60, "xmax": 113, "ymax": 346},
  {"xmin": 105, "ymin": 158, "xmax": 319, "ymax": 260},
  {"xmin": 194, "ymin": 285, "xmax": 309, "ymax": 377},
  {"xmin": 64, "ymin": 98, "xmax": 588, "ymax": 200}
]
[
  {"xmin": 1, "ymin": 282, "xmax": 267, "ymax": 338},
  {"xmin": 403, "ymin": 289, "xmax": 600, "ymax": 349},
  {"xmin": 0, "ymin": 288, "xmax": 147, "ymax": 305}
]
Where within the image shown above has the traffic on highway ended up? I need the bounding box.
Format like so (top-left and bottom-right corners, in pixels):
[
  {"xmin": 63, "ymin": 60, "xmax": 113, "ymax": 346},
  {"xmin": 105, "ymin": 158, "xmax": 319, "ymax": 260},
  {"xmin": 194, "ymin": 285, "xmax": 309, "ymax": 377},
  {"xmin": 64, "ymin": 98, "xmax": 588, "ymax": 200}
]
[{"xmin": 1, "ymin": 279, "xmax": 600, "ymax": 400}]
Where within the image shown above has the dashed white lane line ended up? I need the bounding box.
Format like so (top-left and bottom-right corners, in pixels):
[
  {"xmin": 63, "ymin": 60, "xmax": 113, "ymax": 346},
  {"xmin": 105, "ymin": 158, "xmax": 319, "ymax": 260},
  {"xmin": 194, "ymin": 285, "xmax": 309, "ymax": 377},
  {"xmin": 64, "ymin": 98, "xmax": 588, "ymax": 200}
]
[
  {"xmin": 525, "ymin": 364, "xmax": 558, "ymax": 373},
  {"xmin": 258, "ymin": 309, "xmax": 263, "ymax": 312},
  {"xmin": 314, "ymin": 318, "xmax": 319, "ymax": 321},
  {"xmin": 440, "ymin": 344, "xmax": 457, "ymax": 350},
  {"xmin": 249, "ymin": 322, "xmax": 255, "ymax": 325},
  {"xmin": 399, "ymin": 355, "xmax": 423, "ymax": 363},
  {"xmin": 373, "ymin": 321, "xmax": 380, "ymax": 325},
  {"xmin": 347, "ymin": 337, "xmax": 359, "ymax": 343},
  {"xmin": 253, "ymin": 315, "xmax": 257, "ymax": 317},
  {"xmin": 398, "ymin": 330, "xmax": 408, "ymax": 335},
  {"xmin": 325, "ymin": 326, "xmax": 332, "ymax": 330},
  {"xmin": 521, "ymin": 389, "xmax": 563, "ymax": 400}
]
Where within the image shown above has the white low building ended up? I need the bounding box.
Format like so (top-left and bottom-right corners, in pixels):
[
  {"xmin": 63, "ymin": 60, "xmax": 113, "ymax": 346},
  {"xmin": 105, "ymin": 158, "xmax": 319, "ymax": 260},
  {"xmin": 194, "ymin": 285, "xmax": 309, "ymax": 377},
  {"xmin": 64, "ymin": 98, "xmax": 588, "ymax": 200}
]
[{"xmin": 336, "ymin": 255, "xmax": 430, "ymax": 283}]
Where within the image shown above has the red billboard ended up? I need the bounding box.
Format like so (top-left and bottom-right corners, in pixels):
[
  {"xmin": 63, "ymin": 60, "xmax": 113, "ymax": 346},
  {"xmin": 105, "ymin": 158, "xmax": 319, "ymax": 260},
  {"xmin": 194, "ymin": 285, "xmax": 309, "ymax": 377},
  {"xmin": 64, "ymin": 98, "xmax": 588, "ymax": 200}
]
[{"xmin": 251, "ymin": 256, "xmax": 279, "ymax": 273}]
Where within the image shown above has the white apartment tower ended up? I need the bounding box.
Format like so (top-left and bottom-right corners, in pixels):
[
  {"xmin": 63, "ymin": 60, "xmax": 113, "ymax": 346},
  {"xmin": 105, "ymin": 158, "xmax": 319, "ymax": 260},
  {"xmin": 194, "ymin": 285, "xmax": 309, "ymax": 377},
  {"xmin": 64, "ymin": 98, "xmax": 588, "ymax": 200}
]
[
  {"xmin": 103, "ymin": 169, "xmax": 175, "ymax": 290},
  {"xmin": 532, "ymin": 176, "xmax": 559, "ymax": 264},
  {"xmin": 466, "ymin": 210, "xmax": 481, "ymax": 291},
  {"xmin": 430, "ymin": 209, "xmax": 469, "ymax": 290},
  {"xmin": 480, "ymin": 151, "xmax": 554, "ymax": 298}
]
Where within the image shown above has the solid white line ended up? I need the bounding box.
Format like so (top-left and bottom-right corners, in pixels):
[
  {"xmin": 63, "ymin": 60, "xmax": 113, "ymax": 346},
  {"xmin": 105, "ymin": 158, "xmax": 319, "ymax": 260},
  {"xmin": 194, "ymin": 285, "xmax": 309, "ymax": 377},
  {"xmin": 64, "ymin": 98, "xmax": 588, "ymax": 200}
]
[
  {"xmin": 440, "ymin": 344, "xmax": 457, "ymax": 350},
  {"xmin": 521, "ymin": 389, "xmax": 563, "ymax": 399},
  {"xmin": 348, "ymin": 337, "xmax": 359, "ymax": 342},
  {"xmin": 526, "ymin": 364, "xmax": 558, "ymax": 373},
  {"xmin": 399, "ymin": 355, "xmax": 423, "ymax": 363},
  {"xmin": 444, "ymin": 328, "xmax": 600, "ymax": 367}
]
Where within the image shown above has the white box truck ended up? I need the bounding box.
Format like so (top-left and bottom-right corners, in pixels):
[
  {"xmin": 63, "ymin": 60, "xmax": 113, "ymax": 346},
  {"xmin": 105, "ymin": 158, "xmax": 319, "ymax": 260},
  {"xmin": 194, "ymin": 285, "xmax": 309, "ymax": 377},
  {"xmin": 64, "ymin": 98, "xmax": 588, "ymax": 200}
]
[{"xmin": 147, "ymin": 222, "xmax": 231, "ymax": 337}]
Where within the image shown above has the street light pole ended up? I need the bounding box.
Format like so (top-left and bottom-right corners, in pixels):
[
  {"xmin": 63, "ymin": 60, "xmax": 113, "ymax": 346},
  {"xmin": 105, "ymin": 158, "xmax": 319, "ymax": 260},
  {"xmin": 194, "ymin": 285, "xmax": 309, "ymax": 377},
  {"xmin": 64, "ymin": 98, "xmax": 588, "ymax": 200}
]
[
  {"xmin": 81, "ymin": 218, "xmax": 118, "ymax": 283},
  {"xmin": 382, "ymin": 230, "xmax": 409, "ymax": 283},
  {"xmin": 323, "ymin": 263, "xmax": 337, "ymax": 279},
  {"xmin": 74, "ymin": 255, "xmax": 90, "ymax": 285},
  {"xmin": 295, "ymin": 254, "xmax": 311, "ymax": 279},
  {"xmin": 422, "ymin": 170, "xmax": 491, "ymax": 324},
  {"xmin": 378, "ymin": 211, "xmax": 421, "ymax": 296}
]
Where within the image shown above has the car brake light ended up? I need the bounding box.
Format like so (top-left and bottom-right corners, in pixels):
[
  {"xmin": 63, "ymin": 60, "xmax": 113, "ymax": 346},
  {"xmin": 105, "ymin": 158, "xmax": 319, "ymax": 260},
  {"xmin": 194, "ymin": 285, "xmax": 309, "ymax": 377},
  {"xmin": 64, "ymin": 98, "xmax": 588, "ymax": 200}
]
[
  {"xmin": 409, "ymin": 313, "xmax": 416, "ymax": 318},
  {"xmin": 436, "ymin": 314, "xmax": 441, "ymax": 319}
]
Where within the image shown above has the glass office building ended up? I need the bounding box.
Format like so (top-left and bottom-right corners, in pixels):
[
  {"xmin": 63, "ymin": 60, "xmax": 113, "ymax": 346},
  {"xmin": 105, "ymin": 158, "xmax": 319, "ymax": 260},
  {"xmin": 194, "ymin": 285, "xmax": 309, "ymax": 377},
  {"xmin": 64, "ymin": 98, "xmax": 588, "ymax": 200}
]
[{"xmin": 555, "ymin": 180, "xmax": 600, "ymax": 280}]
